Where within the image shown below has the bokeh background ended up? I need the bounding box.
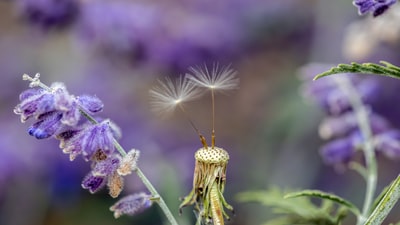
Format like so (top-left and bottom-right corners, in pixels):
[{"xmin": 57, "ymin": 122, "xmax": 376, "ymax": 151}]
[{"xmin": 0, "ymin": 0, "xmax": 400, "ymax": 224}]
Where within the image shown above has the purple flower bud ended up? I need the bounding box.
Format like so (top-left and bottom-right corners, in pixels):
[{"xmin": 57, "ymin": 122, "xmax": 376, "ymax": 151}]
[
  {"xmin": 56, "ymin": 129, "xmax": 81, "ymax": 148},
  {"xmin": 15, "ymin": 82, "xmax": 91, "ymax": 127},
  {"xmin": 92, "ymin": 155, "xmax": 121, "ymax": 177},
  {"xmin": 320, "ymin": 137, "xmax": 356, "ymax": 165},
  {"xmin": 53, "ymin": 82, "xmax": 73, "ymax": 111},
  {"xmin": 61, "ymin": 120, "xmax": 116, "ymax": 161},
  {"xmin": 60, "ymin": 131, "xmax": 85, "ymax": 161},
  {"xmin": 357, "ymin": 78, "xmax": 380, "ymax": 105},
  {"xmin": 353, "ymin": 0, "xmax": 396, "ymax": 17},
  {"xmin": 19, "ymin": 88, "xmax": 43, "ymax": 101},
  {"xmin": 109, "ymin": 193, "xmax": 153, "ymax": 218},
  {"xmin": 81, "ymin": 172, "xmax": 106, "ymax": 194},
  {"xmin": 77, "ymin": 95, "xmax": 104, "ymax": 113},
  {"xmin": 374, "ymin": 130, "xmax": 400, "ymax": 159},
  {"xmin": 319, "ymin": 112, "xmax": 358, "ymax": 139},
  {"xmin": 325, "ymin": 88, "xmax": 352, "ymax": 115},
  {"xmin": 369, "ymin": 113, "xmax": 391, "ymax": 134},
  {"xmin": 319, "ymin": 111, "xmax": 391, "ymax": 139},
  {"xmin": 59, "ymin": 101, "xmax": 80, "ymax": 127},
  {"xmin": 82, "ymin": 121, "xmax": 115, "ymax": 160},
  {"xmin": 28, "ymin": 111, "xmax": 63, "ymax": 139},
  {"xmin": 14, "ymin": 89, "xmax": 55, "ymax": 122}
]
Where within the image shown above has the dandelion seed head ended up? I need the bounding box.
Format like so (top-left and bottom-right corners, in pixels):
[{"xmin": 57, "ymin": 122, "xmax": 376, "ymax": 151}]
[
  {"xmin": 186, "ymin": 63, "xmax": 239, "ymax": 91},
  {"xmin": 149, "ymin": 76, "xmax": 202, "ymax": 115}
]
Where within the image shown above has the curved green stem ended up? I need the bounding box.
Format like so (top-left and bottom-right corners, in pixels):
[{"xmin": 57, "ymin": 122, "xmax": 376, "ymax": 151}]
[
  {"xmin": 136, "ymin": 168, "xmax": 179, "ymax": 225},
  {"xmin": 334, "ymin": 76, "xmax": 377, "ymax": 225}
]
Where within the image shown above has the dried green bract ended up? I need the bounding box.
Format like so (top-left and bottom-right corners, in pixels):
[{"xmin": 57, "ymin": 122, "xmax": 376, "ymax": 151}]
[{"xmin": 180, "ymin": 146, "xmax": 233, "ymax": 225}]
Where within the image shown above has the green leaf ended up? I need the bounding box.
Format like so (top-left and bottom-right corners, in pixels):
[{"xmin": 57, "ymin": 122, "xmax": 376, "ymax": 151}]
[
  {"xmin": 284, "ymin": 190, "xmax": 360, "ymax": 216},
  {"xmin": 237, "ymin": 188, "xmax": 349, "ymax": 225},
  {"xmin": 313, "ymin": 61, "xmax": 400, "ymax": 80},
  {"xmin": 364, "ymin": 175, "xmax": 400, "ymax": 225}
]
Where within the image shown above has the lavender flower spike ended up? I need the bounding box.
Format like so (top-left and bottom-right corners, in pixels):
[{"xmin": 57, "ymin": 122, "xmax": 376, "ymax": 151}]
[
  {"xmin": 353, "ymin": 0, "xmax": 397, "ymax": 17},
  {"xmin": 110, "ymin": 193, "xmax": 153, "ymax": 219}
]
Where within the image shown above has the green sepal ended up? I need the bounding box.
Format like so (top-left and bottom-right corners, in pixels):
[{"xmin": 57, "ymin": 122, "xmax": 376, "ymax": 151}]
[
  {"xmin": 313, "ymin": 61, "xmax": 400, "ymax": 80},
  {"xmin": 364, "ymin": 175, "xmax": 400, "ymax": 225},
  {"xmin": 284, "ymin": 189, "xmax": 360, "ymax": 216}
]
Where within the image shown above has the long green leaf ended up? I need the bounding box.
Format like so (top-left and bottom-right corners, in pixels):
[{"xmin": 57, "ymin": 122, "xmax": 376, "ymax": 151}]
[
  {"xmin": 284, "ymin": 189, "xmax": 360, "ymax": 216},
  {"xmin": 364, "ymin": 175, "xmax": 400, "ymax": 225},
  {"xmin": 313, "ymin": 61, "xmax": 400, "ymax": 80}
]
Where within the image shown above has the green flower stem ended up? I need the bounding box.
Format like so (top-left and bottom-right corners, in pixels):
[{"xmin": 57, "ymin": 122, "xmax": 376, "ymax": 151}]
[
  {"xmin": 334, "ymin": 76, "xmax": 377, "ymax": 225},
  {"xmin": 79, "ymin": 105, "xmax": 179, "ymax": 225},
  {"xmin": 135, "ymin": 167, "xmax": 179, "ymax": 225}
]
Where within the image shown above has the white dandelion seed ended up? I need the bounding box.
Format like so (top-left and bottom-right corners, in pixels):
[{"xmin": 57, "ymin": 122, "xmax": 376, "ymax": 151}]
[
  {"xmin": 186, "ymin": 63, "xmax": 239, "ymax": 91},
  {"xmin": 149, "ymin": 76, "xmax": 203, "ymax": 115}
]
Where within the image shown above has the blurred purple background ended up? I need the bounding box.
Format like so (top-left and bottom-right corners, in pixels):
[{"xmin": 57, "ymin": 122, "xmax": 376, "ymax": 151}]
[{"xmin": 1, "ymin": 0, "xmax": 400, "ymax": 224}]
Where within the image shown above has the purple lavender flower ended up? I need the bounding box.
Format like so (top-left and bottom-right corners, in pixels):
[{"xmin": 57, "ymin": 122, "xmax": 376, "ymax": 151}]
[
  {"xmin": 319, "ymin": 111, "xmax": 390, "ymax": 139},
  {"xmin": 82, "ymin": 154, "xmax": 124, "ymax": 197},
  {"xmin": 91, "ymin": 154, "xmax": 121, "ymax": 177},
  {"xmin": 15, "ymin": 76, "xmax": 105, "ymax": 142},
  {"xmin": 320, "ymin": 137, "xmax": 356, "ymax": 165},
  {"xmin": 28, "ymin": 111, "xmax": 63, "ymax": 139},
  {"xmin": 76, "ymin": 0, "xmax": 241, "ymax": 70},
  {"xmin": 15, "ymin": 88, "xmax": 54, "ymax": 122},
  {"xmin": 60, "ymin": 120, "xmax": 116, "ymax": 161},
  {"xmin": 14, "ymin": 74, "xmax": 148, "ymax": 216},
  {"xmin": 13, "ymin": 0, "xmax": 79, "ymax": 28},
  {"xmin": 299, "ymin": 63, "xmax": 400, "ymax": 166},
  {"xmin": 109, "ymin": 193, "xmax": 153, "ymax": 218},
  {"xmin": 77, "ymin": 95, "xmax": 104, "ymax": 114},
  {"xmin": 15, "ymin": 81, "xmax": 75, "ymax": 124},
  {"xmin": 81, "ymin": 172, "xmax": 106, "ymax": 194},
  {"xmin": 374, "ymin": 130, "xmax": 400, "ymax": 159},
  {"xmin": 299, "ymin": 64, "xmax": 379, "ymax": 115},
  {"xmin": 353, "ymin": 0, "xmax": 397, "ymax": 17}
]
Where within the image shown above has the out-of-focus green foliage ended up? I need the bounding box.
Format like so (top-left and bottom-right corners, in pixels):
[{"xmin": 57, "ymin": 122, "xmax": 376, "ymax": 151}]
[{"xmin": 236, "ymin": 188, "xmax": 349, "ymax": 225}]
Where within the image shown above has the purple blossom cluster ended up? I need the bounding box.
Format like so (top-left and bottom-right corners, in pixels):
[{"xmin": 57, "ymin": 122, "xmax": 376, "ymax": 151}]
[
  {"xmin": 353, "ymin": 0, "xmax": 397, "ymax": 17},
  {"xmin": 299, "ymin": 64, "xmax": 400, "ymax": 166},
  {"xmin": 14, "ymin": 0, "xmax": 79, "ymax": 28},
  {"xmin": 11, "ymin": 0, "xmax": 246, "ymax": 70},
  {"xmin": 14, "ymin": 74, "xmax": 150, "ymax": 218},
  {"xmin": 76, "ymin": 0, "xmax": 241, "ymax": 70}
]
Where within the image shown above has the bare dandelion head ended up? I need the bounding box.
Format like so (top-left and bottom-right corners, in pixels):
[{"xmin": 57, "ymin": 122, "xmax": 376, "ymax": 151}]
[
  {"xmin": 186, "ymin": 63, "xmax": 239, "ymax": 91},
  {"xmin": 149, "ymin": 76, "xmax": 202, "ymax": 116}
]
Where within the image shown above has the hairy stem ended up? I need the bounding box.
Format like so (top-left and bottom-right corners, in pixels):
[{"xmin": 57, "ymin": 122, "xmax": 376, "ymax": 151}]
[{"xmin": 334, "ymin": 76, "xmax": 377, "ymax": 225}]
